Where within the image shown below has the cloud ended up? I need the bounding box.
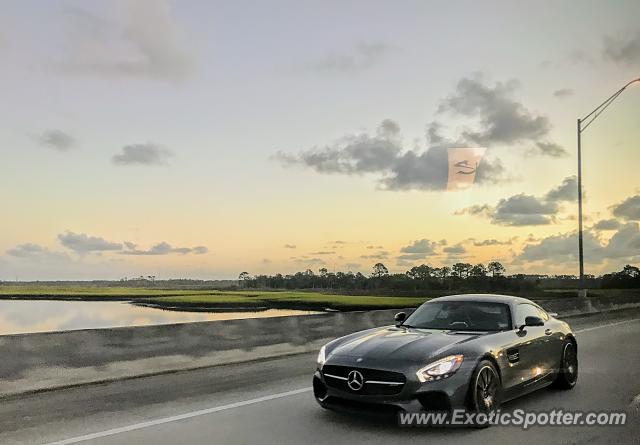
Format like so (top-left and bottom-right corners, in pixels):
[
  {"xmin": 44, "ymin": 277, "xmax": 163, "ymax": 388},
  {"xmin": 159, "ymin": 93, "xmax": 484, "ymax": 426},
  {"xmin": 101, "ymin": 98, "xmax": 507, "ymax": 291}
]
[
  {"xmin": 532, "ymin": 142, "xmax": 568, "ymax": 158},
  {"xmin": 593, "ymin": 218, "xmax": 622, "ymax": 231},
  {"xmin": 58, "ymin": 231, "xmax": 122, "ymax": 253},
  {"xmin": 122, "ymin": 242, "xmax": 208, "ymax": 255},
  {"xmin": 457, "ymin": 176, "xmax": 577, "ymax": 226},
  {"xmin": 515, "ymin": 231, "xmax": 600, "ymax": 263},
  {"xmin": 516, "ymin": 223, "xmax": 640, "ymax": 264},
  {"xmin": 436, "ymin": 75, "xmax": 559, "ymax": 153},
  {"xmin": 611, "ymin": 195, "xmax": 640, "ymax": 221},
  {"xmin": 6, "ymin": 243, "xmax": 72, "ymax": 264},
  {"xmin": 360, "ymin": 251, "xmax": 390, "ymax": 260},
  {"xmin": 284, "ymin": 244, "xmax": 297, "ymax": 249},
  {"xmin": 310, "ymin": 251, "xmax": 335, "ymax": 255},
  {"xmin": 290, "ymin": 256, "xmax": 326, "ymax": 265},
  {"xmin": 553, "ymin": 88, "xmax": 574, "ymax": 99},
  {"xmin": 366, "ymin": 245, "xmax": 384, "ymax": 249},
  {"xmin": 455, "ymin": 204, "xmax": 493, "ymax": 217},
  {"xmin": 37, "ymin": 130, "xmax": 76, "ymax": 151},
  {"xmin": 396, "ymin": 239, "xmax": 439, "ymax": 263},
  {"xmin": 276, "ymin": 75, "xmax": 565, "ymax": 192},
  {"xmin": 603, "ymin": 223, "xmax": 640, "ymax": 258},
  {"xmin": 545, "ymin": 176, "xmax": 578, "ymax": 202},
  {"xmin": 458, "ymin": 197, "xmax": 555, "ymax": 226},
  {"xmin": 443, "ymin": 244, "xmax": 466, "ymax": 254},
  {"xmin": 312, "ymin": 43, "xmax": 389, "ymax": 72},
  {"xmin": 396, "ymin": 253, "xmax": 426, "ymax": 263},
  {"xmin": 275, "ymin": 119, "xmax": 507, "ymax": 191},
  {"xmin": 112, "ymin": 143, "xmax": 172, "ymax": 166},
  {"xmin": 191, "ymin": 246, "xmax": 209, "ymax": 255},
  {"xmin": 59, "ymin": 0, "xmax": 192, "ymax": 81},
  {"xmin": 400, "ymin": 239, "xmax": 438, "ymax": 255},
  {"xmin": 471, "ymin": 238, "xmax": 513, "ymax": 246},
  {"xmin": 275, "ymin": 119, "xmax": 401, "ymax": 175},
  {"xmin": 492, "ymin": 194, "xmax": 558, "ymax": 226},
  {"xmin": 7, "ymin": 243, "xmax": 46, "ymax": 258},
  {"xmin": 56, "ymin": 231, "xmax": 206, "ymax": 256},
  {"xmin": 603, "ymin": 32, "xmax": 640, "ymax": 66}
]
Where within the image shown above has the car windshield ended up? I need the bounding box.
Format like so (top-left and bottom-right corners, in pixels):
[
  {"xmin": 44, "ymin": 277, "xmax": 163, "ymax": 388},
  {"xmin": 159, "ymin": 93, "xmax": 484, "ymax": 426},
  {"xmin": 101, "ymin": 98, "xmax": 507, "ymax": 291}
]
[{"xmin": 403, "ymin": 301, "xmax": 512, "ymax": 331}]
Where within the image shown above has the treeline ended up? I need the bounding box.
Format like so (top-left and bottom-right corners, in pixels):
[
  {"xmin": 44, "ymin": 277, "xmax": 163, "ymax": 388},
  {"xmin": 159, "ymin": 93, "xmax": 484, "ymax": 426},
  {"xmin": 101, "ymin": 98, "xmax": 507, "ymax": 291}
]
[
  {"xmin": 600, "ymin": 265, "xmax": 640, "ymax": 288},
  {"xmin": 239, "ymin": 263, "xmax": 640, "ymax": 292}
]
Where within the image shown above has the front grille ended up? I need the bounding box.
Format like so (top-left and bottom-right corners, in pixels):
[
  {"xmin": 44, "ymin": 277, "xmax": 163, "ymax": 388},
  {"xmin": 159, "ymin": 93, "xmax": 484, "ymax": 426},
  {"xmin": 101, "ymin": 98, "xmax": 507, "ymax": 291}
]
[
  {"xmin": 322, "ymin": 396, "xmax": 402, "ymax": 416},
  {"xmin": 322, "ymin": 365, "xmax": 406, "ymax": 395}
]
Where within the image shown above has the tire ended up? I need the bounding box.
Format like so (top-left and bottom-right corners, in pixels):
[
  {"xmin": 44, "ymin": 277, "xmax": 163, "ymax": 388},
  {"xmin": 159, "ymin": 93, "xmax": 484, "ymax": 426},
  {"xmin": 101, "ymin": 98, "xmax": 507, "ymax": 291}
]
[
  {"xmin": 467, "ymin": 359, "xmax": 501, "ymax": 427},
  {"xmin": 553, "ymin": 340, "xmax": 578, "ymax": 390}
]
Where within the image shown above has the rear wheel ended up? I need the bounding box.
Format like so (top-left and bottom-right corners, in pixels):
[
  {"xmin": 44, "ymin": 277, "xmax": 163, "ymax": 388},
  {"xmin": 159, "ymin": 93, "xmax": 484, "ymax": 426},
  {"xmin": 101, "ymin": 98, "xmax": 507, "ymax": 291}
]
[
  {"xmin": 468, "ymin": 360, "xmax": 501, "ymax": 427},
  {"xmin": 553, "ymin": 340, "xmax": 578, "ymax": 389}
]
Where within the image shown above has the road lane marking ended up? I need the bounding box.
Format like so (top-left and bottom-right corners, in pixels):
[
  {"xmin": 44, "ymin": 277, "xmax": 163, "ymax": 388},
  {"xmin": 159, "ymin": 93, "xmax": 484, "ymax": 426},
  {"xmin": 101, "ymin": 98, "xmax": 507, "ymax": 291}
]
[
  {"xmin": 43, "ymin": 387, "xmax": 312, "ymax": 445},
  {"xmin": 574, "ymin": 318, "xmax": 640, "ymax": 334},
  {"xmin": 45, "ymin": 317, "xmax": 640, "ymax": 444}
]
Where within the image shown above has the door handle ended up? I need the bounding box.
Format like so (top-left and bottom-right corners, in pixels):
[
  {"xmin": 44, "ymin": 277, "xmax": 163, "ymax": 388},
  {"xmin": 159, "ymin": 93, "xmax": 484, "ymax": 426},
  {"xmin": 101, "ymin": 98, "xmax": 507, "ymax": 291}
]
[{"xmin": 544, "ymin": 329, "xmax": 552, "ymax": 335}]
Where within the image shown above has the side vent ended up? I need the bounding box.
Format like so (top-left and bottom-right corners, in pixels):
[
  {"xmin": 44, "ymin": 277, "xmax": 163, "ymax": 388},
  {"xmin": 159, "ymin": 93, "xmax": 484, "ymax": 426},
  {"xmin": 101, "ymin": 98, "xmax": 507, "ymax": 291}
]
[{"xmin": 507, "ymin": 349, "xmax": 520, "ymax": 363}]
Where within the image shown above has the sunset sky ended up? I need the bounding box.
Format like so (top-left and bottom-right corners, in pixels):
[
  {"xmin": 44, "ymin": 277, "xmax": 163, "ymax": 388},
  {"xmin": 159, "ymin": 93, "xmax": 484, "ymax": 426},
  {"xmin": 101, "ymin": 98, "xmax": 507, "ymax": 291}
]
[{"xmin": 1, "ymin": 0, "xmax": 639, "ymax": 280}]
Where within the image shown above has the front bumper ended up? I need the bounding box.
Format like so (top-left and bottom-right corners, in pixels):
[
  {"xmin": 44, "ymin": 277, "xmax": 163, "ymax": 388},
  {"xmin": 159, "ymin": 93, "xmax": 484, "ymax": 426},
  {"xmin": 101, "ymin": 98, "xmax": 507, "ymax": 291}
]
[{"xmin": 313, "ymin": 355, "xmax": 475, "ymax": 414}]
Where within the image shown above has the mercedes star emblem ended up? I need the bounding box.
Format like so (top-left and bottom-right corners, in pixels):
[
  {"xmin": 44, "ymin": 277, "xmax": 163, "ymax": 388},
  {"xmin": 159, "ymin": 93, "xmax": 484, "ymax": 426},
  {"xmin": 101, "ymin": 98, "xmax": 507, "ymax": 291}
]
[{"xmin": 347, "ymin": 370, "xmax": 364, "ymax": 391}]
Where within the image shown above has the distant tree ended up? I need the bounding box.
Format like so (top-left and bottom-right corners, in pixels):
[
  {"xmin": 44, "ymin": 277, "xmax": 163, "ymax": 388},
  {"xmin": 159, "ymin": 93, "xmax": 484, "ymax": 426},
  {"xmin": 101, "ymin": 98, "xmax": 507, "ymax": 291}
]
[
  {"xmin": 319, "ymin": 267, "xmax": 328, "ymax": 277},
  {"xmin": 238, "ymin": 272, "xmax": 250, "ymax": 287},
  {"xmin": 622, "ymin": 264, "xmax": 640, "ymax": 278},
  {"xmin": 406, "ymin": 264, "xmax": 433, "ymax": 280},
  {"xmin": 238, "ymin": 271, "xmax": 250, "ymax": 281},
  {"xmin": 487, "ymin": 261, "xmax": 506, "ymax": 277},
  {"xmin": 372, "ymin": 263, "xmax": 389, "ymax": 278},
  {"xmin": 452, "ymin": 262, "xmax": 473, "ymax": 279},
  {"xmin": 470, "ymin": 263, "xmax": 487, "ymax": 278},
  {"xmin": 434, "ymin": 266, "xmax": 451, "ymax": 279}
]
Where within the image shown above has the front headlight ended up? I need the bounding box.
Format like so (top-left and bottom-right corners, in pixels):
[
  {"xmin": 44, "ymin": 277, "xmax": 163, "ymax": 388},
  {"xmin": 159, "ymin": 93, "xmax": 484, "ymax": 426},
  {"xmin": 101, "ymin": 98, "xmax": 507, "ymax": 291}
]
[
  {"xmin": 416, "ymin": 354, "xmax": 464, "ymax": 383},
  {"xmin": 317, "ymin": 345, "xmax": 327, "ymax": 367}
]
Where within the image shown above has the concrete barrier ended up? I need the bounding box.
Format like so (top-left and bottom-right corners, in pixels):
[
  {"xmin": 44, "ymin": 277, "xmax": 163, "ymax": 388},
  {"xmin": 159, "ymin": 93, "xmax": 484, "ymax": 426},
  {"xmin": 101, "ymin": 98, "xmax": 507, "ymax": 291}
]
[
  {"xmin": 1, "ymin": 294, "xmax": 639, "ymax": 398},
  {"xmin": 537, "ymin": 294, "xmax": 640, "ymax": 317},
  {"xmin": 0, "ymin": 309, "xmax": 400, "ymax": 398}
]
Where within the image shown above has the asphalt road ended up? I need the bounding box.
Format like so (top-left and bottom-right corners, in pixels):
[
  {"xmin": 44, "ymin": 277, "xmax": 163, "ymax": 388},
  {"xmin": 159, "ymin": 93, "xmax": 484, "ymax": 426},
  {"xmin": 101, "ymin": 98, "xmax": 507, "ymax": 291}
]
[{"xmin": 2, "ymin": 311, "xmax": 640, "ymax": 445}]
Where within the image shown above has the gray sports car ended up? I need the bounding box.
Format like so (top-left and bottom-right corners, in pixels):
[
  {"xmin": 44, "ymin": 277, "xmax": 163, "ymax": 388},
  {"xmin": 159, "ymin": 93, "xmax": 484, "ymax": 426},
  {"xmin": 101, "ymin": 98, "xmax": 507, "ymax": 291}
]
[{"xmin": 313, "ymin": 294, "xmax": 578, "ymax": 416}]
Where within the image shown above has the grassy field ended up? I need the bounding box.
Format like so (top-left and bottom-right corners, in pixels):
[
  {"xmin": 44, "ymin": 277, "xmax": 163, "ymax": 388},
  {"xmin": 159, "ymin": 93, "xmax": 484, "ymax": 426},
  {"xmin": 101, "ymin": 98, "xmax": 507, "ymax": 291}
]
[
  {"xmin": 0, "ymin": 285, "xmax": 429, "ymax": 310},
  {"xmin": 140, "ymin": 292, "xmax": 430, "ymax": 310}
]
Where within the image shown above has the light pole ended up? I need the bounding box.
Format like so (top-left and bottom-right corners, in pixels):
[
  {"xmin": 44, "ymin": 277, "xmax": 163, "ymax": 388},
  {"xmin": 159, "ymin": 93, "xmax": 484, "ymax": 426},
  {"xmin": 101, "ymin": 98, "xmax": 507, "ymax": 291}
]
[{"xmin": 577, "ymin": 77, "xmax": 640, "ymax": 295}]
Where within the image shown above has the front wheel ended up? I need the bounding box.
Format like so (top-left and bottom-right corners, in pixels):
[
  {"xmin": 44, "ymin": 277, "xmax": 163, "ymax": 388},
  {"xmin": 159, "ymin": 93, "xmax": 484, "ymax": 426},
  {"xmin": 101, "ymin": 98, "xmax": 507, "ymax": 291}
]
[
  {"xmin": 468, "ymin": 360, "xmax": 501, "ymax": 427},
  {"xmin": 553, "ymin": 340, "xmax": 578, "ymax": 389}
]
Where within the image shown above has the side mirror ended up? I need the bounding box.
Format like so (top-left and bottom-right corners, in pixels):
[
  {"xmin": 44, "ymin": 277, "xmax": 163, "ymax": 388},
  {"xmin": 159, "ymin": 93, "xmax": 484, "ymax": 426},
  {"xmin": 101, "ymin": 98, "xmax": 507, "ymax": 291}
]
[
  {"xmin": 548, "ymin": 312, "xmax": 558, "ymax": 318},
  {"xmin": 525, "ymin": 316, "xmax": 544, "ymax": 327},
  {"xmin": 394, "ymin": 312, "xmax": 407, "ymax": 326}
]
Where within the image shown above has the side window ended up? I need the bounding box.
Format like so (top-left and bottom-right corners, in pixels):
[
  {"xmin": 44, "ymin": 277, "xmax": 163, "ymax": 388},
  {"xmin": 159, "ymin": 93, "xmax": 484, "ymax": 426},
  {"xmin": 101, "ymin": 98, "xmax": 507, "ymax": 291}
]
[{"xmin": 514, "ymin": 303, "xmax": 542, "ymax": 327}]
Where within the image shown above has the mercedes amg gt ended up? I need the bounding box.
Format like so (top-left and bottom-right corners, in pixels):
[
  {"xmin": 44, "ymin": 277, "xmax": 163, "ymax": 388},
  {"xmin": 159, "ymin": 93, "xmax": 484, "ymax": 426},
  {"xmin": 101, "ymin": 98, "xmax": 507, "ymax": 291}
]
[{"xmin": 313, "ymin": 294, "xmax": 578, "ymax": 417}]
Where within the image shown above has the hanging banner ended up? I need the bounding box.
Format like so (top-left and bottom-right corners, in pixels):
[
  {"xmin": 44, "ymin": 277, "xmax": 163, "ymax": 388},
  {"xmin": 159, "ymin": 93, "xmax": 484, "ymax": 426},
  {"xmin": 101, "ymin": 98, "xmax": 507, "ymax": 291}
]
[{"xmin": 447, "ymin": 147, "xmax": 486, "ymax": 191}]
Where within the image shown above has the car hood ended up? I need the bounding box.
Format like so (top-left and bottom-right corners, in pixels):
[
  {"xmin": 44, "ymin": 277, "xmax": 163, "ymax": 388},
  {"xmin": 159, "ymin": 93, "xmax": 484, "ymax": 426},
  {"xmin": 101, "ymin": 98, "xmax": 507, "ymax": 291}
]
[{"xmin": 330, "ymin": 326, "xmax": 486, "ymax": 363}]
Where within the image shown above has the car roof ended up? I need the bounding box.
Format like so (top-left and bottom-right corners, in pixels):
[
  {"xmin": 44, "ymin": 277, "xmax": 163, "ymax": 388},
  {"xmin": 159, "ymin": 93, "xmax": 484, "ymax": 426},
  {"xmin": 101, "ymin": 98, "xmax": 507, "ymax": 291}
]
[{"xmin": 428, "ymin": 293, "xmax": 533, "ymax": 305}]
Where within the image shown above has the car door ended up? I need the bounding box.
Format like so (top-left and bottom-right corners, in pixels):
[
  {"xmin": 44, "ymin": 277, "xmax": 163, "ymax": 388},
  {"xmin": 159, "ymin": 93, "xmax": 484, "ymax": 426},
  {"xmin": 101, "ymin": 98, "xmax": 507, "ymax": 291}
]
[
  {"xmin": 511, "ymin": 303, "xmax": 548, "ymax": 388},
  {"xmin": 492, "ymin": 327, "xmax": 537, "ymax": 398},
  {"xmin": 535, "ymin": 306, "xmax": 565, "ymax": 375}
]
